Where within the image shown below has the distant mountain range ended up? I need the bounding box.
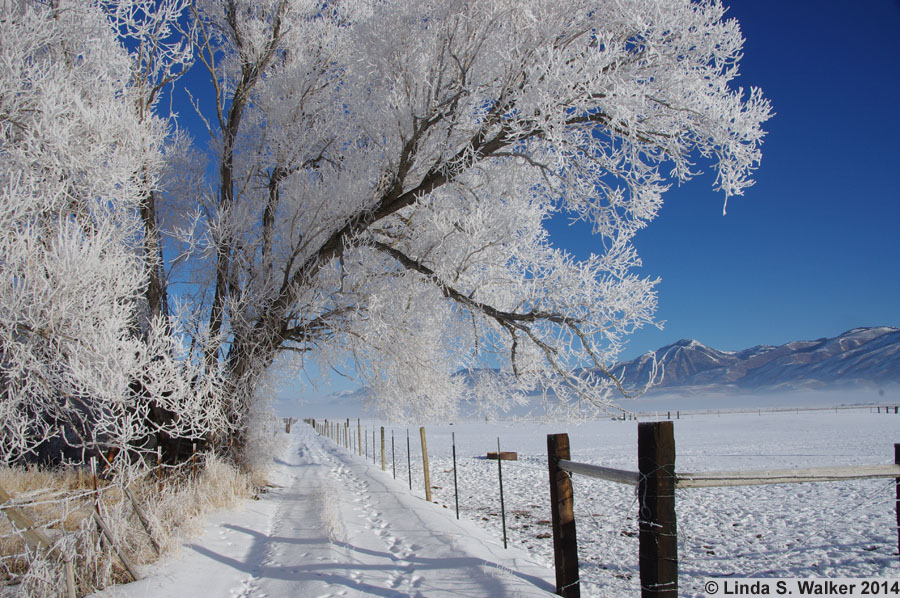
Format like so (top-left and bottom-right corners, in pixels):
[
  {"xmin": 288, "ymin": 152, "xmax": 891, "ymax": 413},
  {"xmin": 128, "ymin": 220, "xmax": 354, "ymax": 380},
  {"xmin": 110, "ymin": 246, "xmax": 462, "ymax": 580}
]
[
  {"xmin": 610, "ymin": 326, "xmax": 900, "ymax": 394},
  {"xmin": 315, "ymin": 327, "xmax": 899, "ymax": 416}
]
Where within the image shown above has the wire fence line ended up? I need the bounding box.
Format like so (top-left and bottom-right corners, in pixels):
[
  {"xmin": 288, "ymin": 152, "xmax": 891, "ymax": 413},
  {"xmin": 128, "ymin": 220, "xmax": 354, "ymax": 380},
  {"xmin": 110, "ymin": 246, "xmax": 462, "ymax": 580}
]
[
  {"xmin": 674, "ymin": 475, "xmax": 899, "ymax": 592},
  {"xmin": 306, "ymin": 414, "xmax": 900, "ymax": 598},
  {"xmin": 307, "ymin": 417, "xmax": 537, "ymax": 553},
  {"xmin": 676, "ymin": 464, "xmax": 900, "ymax": 488},
  {"xmin": 559, "ymin": 463, "xmax": 900, "ymax": 596},
  {"xmin": 629, "ymin": 403, "xmax": 900, "ymax": 421},
  {"xmin": 557, "ymin": 460, "xmax": 900, "ymax": 488},
  {"xmin": 549, "ymin": 421, "xmax": 900, "ymax": 598},
  {"xmin": 0, "ymin": 450, "xmax": 213, "ymax": 597}
]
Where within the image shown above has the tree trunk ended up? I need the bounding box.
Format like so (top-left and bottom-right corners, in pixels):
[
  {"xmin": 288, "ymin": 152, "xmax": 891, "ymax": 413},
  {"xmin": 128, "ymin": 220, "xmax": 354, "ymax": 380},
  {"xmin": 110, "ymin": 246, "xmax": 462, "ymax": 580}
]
[{"xmin": 139, "ymin": 189, "xmax": 169, "ymax": 323}]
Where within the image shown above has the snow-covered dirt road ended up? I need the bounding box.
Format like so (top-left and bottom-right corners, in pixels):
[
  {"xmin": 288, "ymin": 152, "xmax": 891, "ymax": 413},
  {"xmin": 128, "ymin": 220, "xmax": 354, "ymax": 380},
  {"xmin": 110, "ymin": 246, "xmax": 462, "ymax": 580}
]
[{"xmin": 95, "ymin": 425, "xmax": 556, "ymax": 598}]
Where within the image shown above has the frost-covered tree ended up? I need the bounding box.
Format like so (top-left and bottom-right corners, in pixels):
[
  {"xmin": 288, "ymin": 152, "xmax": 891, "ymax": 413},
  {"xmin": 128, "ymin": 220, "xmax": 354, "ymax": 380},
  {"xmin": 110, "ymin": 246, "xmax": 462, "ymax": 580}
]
[
  {"xmin": 0, "ymin": 0, "xmax": 222, "ymax": 465},
  {"xmin": 2, "ymin": 0, "xmax": 773, "ymax": 463},
  {"xmin": 175, "ymin": 0, "xmax": 770, "ymax": 432}
]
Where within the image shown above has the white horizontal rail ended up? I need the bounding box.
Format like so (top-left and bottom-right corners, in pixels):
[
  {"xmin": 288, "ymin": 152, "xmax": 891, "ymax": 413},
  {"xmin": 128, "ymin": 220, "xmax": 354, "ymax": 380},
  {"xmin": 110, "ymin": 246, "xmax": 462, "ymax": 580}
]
[
  {"xmin": 676, "ymin": 464, "xmax": 900, "ymax": 488},
  {"xmin": 557, "ymin": 460, "xmax": 640, "ymax": 485},
  {"xmin": 556, "ymin": 460, "xmax": 900, "ymax": 489}
]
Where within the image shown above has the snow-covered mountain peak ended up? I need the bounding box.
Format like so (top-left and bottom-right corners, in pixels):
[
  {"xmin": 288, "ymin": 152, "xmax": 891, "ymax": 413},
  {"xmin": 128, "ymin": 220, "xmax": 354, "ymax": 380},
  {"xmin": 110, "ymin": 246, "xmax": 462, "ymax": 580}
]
[{"xmin": 613, "ymin": 326, "xmax": 899, "ymax": 393}]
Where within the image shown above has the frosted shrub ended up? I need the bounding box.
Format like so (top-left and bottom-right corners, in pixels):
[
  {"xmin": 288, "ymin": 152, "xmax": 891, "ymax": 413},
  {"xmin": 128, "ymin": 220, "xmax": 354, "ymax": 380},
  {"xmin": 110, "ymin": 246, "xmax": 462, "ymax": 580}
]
[{"xmin": 240, "ymin": 401, "xmax": 282, "ymax": 482}]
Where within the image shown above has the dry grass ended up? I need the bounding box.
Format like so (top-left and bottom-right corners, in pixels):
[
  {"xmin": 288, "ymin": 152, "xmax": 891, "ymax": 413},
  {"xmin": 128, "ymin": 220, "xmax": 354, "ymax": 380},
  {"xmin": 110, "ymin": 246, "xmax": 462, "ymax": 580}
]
[{"xmin": 0, "ymin": 454, "xmax": 257, "ymax": 597}]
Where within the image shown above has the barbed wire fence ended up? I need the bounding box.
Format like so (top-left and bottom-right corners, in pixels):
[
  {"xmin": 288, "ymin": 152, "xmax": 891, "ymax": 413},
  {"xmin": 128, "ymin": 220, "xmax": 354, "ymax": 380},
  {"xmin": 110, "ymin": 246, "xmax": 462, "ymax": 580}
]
[
  {"xmin": 0, "ymin": 434, "xmax": 268, "ymax": 598},
  {"xmin": 0, "ymin": 453, "xmax": 211, "ymax": 596},
  {"xmin": 675, "ymin": 476, "xmax": 899, "ymax": 596},
  {"xmin": 308, "ymin": 413, "xmax": 900, "ymax": 598},
  {"xmin": 548, "ymin": 421, "xmax": 900, "ymax": 597}
]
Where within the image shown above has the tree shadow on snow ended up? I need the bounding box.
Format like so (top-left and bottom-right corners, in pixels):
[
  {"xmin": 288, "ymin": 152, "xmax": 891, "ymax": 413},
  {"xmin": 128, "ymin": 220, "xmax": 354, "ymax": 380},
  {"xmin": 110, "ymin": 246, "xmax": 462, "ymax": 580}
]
[{"xmin": 186, "ymin": 523, "xmax": 554, "ymax": 597}]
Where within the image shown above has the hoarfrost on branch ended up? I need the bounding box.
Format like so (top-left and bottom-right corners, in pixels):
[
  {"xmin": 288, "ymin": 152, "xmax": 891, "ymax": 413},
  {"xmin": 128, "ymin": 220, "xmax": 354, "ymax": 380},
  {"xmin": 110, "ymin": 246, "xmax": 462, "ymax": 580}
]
[{"xmin": 1, "ymin": 0, "xmax": 772, "ymax": 461}]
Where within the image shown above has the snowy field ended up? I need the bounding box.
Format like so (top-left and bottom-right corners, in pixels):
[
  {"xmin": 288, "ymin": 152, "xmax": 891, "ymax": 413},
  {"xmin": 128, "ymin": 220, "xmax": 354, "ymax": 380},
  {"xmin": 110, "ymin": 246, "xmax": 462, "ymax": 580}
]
[
  {"xmin": 347, "ymin": 407, "xmax": 900, "ymax": 597},
  {"xmin": 93, "ymin": 406, "xmax": 899, "ymax": 598}
]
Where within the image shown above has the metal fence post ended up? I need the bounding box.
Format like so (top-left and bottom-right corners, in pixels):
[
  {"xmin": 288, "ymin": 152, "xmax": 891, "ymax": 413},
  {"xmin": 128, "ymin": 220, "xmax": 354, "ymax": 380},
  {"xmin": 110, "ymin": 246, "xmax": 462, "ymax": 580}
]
[{"xmin": 452, "ymin": 432, "xmax": 459, "ymax": 519}]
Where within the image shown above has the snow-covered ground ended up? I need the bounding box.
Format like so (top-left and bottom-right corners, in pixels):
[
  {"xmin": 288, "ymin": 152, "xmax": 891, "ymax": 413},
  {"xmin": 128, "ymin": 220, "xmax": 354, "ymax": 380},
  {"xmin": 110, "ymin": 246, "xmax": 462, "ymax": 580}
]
[
  {"xmin": 92, "ymin": 425, "xmax": 556, "ymax": 598},
  {"xmin": 353, "ymin": 408, "xmax": 899, "ymax": 597},
  {"xmin": 95, "ymin": 406, "xmax": 899, "ymax": 598}
]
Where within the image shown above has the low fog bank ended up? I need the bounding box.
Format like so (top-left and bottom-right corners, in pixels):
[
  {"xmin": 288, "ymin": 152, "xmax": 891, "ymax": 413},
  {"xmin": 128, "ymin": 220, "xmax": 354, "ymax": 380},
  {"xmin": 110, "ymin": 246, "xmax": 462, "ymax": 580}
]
[
  {"xmin": 623, "ymin": 384, "xmax": 900, "ymax": 416},
  {"xmin": 278, "ymin": 380, "xmax": 900, "ymax": 421}
]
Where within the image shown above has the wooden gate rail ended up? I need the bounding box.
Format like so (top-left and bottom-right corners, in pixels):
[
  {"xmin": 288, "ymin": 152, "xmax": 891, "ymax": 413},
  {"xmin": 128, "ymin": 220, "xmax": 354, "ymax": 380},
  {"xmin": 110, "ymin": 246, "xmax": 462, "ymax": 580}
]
[{"xmin": 548, "ymin": 423, "xmax": 900, "ymax": 598}]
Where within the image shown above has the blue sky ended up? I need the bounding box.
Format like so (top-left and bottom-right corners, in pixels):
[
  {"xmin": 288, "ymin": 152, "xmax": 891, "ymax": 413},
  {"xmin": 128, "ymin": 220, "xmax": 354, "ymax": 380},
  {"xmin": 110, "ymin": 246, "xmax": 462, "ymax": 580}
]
[
  {"xmin": 168, "ymin": 1, "xmax": 899, "ymax": 405},
  {"xmin": 281, "ymin": 1, "xmax": 900, "ymax": 407},
  {"xmin": 562, "ymin": 0, "xmax": 900, "ymax": 360},
  {"xmin": 286, "ymin": 0, "xmax": 900, "ymax": 405}
]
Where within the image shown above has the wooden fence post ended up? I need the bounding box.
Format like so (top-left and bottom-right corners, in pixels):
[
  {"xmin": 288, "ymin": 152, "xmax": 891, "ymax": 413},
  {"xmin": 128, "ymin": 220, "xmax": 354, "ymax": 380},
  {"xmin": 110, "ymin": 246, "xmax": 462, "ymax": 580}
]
[
  {"xmin": 381, "ymin": 427, "xmax": 386, "ymax": 471},
  {"xmin": 547, "ymin": 433, "xmax": 579, "ymax": 598},
  {"xmin": 895, "ymin": 443, "xmax": 899, "ymax": 569},
  {"xmin": 154, "ymin": 447, "xmax": 162, "ymax": 493},
  {"xmin": 637, "ymin": 421, "xmax": 677, "ymax": 597},
  {"xmin": 93, "ymin": 510, "xmax": 141, "ymax": 581},
  {"xmin": 420, "ymin": 426, "xmax": 432, "ymax": 502},
  {"xmin": 91, "ymin": 457, "xmax": 101, "ymax": 515},
  {"xmin": 124, "ymin": 486, "xmax": 161, "ymax": 555},
  {"xmin": 358, "ymin": 419, "xmax": 362, "ymax": 456}
]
